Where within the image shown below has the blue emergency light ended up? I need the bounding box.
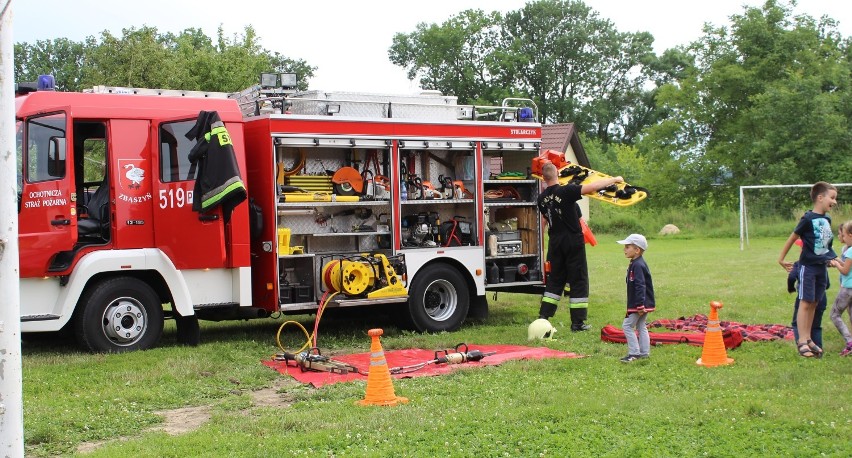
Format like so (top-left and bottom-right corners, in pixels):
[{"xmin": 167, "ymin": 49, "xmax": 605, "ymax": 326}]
[
  {"xmin": 15, "ymin": 74, "xmax": 55, "ymax": 95},
  {"xmin": 38, "ymin": 74, "xmax": 55, "ymax": 91}
]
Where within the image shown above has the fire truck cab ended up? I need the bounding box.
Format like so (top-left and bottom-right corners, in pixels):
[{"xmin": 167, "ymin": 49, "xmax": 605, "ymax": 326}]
[{"xmin": 15, "ymin": 78, "xmax": 546, "ymax": 352}]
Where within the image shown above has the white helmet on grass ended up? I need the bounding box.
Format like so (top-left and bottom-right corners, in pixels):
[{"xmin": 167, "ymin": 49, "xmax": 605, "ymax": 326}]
[{"xmin": 528, "ymin": 319, "xmax": 557, "ymax": 340}]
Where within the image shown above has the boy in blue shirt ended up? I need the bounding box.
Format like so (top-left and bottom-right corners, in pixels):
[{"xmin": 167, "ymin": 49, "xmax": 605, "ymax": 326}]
[
  {"xmin": 779, "ymin": 182, "xmax": 837, "ymax": 358},
  {"xmin": 617, "ymin": 233, "xmax": 655, "ymax": 363}
]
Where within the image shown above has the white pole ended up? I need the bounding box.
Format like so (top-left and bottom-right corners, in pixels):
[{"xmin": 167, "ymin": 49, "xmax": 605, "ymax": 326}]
[
  {"xmin": 739, "ymin": 186, "xmax": 744, "ymax": 251},
  {"xmin": 744, "ymin": 200, "xmax": 749, "ymax": 249},
  {"xmin": 0, "ymin": 0, "xmax": 25, "ymax": 456}
]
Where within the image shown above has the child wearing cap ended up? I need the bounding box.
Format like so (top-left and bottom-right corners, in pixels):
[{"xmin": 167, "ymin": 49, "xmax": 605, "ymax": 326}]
[{"xmin": 617, "ymin": 234, "xmax": 655, "ymax": 363}]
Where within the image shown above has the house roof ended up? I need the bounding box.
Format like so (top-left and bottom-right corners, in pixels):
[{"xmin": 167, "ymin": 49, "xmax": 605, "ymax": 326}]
[{"xmin": 541, "ymin": 123, "xmax": 590, "ymax": 167}]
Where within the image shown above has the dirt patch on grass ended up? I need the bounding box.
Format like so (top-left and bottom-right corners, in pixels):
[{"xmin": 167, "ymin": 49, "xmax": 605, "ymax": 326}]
[
  {"xmin": 250, "ymin": 377, "xmax": 299, "ymax": 408},
  {"xmin": 77, "ymin": 379, "xmax": 297, "ymax": 454},
  {"xmin": 77, "ymin": 439, "xmax": 116, "ymax": 454},
  {"xmin": 149, "ymin": 405, "xmax": 213, "ymax": 435},
  {"xmin": 76, "ymin": 406, "xmax": 212, "ymax": 454}
]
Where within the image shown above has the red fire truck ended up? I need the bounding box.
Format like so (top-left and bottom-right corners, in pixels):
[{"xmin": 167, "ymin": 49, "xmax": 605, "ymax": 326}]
[{"xmin": 15, "ymin": 76, "xmax": 547, "ymax": 352}]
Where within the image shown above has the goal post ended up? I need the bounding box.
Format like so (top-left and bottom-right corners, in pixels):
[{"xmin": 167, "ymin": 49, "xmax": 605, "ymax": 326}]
[{"xmin": 740, "ymin": 183, "xmax": 852, "ymax": 250}]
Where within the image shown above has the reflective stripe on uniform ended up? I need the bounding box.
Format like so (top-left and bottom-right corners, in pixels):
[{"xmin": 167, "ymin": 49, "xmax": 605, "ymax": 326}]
[
  {"xmin": 542, "ymin": 292, "xmax": 561, "ymax": 305},
  {"xmin": 204, "ymin": 122, "xmax": 233, "ymax": 146},
  {"xmin": 568, "ymin": 299, "xmax": 588, "ymax": 309},
  {"xmin": 202, "ymin": 179, "xmax": 246, "ymax": 209}
]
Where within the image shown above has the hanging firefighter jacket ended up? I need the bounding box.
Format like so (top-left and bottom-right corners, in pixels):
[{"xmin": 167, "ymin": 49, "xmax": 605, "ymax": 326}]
[{"xmin": 186, "ymin": 110, "xmax": 247, "ymax": 223}]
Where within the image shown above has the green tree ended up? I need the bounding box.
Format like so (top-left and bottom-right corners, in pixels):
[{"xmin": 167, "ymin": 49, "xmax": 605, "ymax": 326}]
[
  {"xmin": 389, "ymin": 9, "xmax": 507, "ymax": 105},
  {"xmin": 81, "ymin": 26, "xmax": 180, "ymax": 89},
  {"xmin": 389, "ymin": 0, "xmax": 659, "ymax": 143},
  {"xmin": 500, "ymin": 0, "xmax": 655, "ymax": 143},
  {"xmin": 646, "ymin": 0, "xmax": 851, "ymax": 206},
  {"xmin": 14, "ymin": 38, "xmax": 86, "ymax": 91},
  {"xmin": 15, "ymin": 26, "xmax": 315, "ymax": 93}
]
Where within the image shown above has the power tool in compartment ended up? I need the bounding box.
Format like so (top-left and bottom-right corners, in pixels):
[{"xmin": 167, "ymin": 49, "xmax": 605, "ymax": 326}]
[
  {"xmin": 401, "ymin": 211, "xmax": 441, "ymax": 248},
  {"xmin": 320, "ymin": 253, "xmax": 407, "ymax": 299}
]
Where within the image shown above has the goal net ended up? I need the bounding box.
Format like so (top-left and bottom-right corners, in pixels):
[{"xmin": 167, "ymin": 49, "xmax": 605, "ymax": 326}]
[{"xmin": 740, "ymin": 184, "xmax": 852, "ymax": 250}]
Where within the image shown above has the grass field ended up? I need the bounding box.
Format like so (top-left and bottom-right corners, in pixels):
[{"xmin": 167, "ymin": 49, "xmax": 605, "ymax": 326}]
[{"xmin": 20, "ymin": 236, "xmax": 852, "ymax": 457}]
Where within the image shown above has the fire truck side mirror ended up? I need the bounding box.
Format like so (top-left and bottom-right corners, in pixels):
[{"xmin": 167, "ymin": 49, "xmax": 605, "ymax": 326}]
[{"xmin": 47, "ymin": 137, "xmax": 66, "ymax": 177}]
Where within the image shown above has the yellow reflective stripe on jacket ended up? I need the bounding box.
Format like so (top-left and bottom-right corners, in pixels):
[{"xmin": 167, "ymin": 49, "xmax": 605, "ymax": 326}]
[
  {"xmin": 202, "ymin": 180, "xmax": 246, "ymax": 209},
  {"xmin": 204, "ymin": 125, "xmax": 233, "ymax": 146}
]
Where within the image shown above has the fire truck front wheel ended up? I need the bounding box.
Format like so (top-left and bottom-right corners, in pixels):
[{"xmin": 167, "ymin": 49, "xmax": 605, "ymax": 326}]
[
  {"xmin": 406, "ymin": 264, "xmax": 469, "ymax": 332},
  {"xmin": 74, "ymin": 277, "xmax": 164, "ymax": 352}
]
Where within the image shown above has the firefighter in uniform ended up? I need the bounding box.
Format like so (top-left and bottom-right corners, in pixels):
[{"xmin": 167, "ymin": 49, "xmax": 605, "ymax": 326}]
[{"xmin": 533, "ymin": 162, "xmax": 623, "ymax": 333}]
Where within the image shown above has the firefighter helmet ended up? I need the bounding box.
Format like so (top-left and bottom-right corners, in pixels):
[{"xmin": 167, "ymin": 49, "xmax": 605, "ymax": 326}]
[{"xmin": 527, "ymin": 318, "xmax": 557, "ymax": 341}]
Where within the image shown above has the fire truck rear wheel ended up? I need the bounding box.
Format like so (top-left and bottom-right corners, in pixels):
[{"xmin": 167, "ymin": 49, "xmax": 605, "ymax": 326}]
[
  {"xmin": 406, "ymin": 264, "xmax": 469, "ymax": 332},
  {"xmin": 74, "ymin": 277, "xmax": 164, "ymax": 353}
]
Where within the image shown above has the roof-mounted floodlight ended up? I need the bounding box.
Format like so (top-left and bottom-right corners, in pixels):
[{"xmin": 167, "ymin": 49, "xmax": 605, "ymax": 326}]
[
  {"xmin": 260, "ymin": 73, "xmax": 278, "ymax": 89},
  {"xmin": 326, "ymin": 104, "xmax": 340, "ymax": 115},
  {"xmin": 280, "ymin": 73, "xmax": 297, "ymax": 90}
]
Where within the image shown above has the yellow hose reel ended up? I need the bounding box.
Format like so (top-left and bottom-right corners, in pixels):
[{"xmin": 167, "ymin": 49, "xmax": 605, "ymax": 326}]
[
  {"xmin": 322, "ymin": 259, "xmax": 376, "ymax": 296},
  {"xmin": 321, "ymin": 254, "xmax": 407, "ymax": 299}
]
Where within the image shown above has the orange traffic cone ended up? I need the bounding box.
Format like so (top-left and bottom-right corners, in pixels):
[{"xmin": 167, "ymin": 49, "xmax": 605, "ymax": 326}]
[
  {"xmin": 696, "ymin": 301, "xmax": 735, "ymax": 367},
  {"xmin": 357, "ymin": 328, "xmax": 409, "ymax": 406},
  {"xmin": 580, "ymin": 218, "xmax": 597, "ymax": 246}
]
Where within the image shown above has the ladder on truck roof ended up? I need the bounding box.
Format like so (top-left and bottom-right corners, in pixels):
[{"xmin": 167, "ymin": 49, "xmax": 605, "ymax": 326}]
[
  {"xmin": 230, "ymin": 84, "xmax": 538, "ymax": 123},
  {"xmin": 84, "ymin": 85, "xmax": 231, "ymax": 99}
]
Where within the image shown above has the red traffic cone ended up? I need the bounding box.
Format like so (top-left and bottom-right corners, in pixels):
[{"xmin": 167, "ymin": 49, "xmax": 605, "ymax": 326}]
[
  {"xmin": 357, "ymin": 329, "xmax": 409, "ymax": 406},
  {"xmin": 696, "ymin": 301, "xmax": 735, "ymax": 367}
]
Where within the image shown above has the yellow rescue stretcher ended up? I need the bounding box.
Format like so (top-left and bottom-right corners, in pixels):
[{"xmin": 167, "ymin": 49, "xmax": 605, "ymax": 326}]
[{"xmin": 531, "ymin": 149, "xmax": 647, "ymax": 207}]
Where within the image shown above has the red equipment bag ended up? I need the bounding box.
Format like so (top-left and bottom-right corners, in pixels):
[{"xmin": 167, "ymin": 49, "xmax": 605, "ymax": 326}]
[{"xmin": 600, "ymin": 324, "xmax": 744, "ymax": 350}]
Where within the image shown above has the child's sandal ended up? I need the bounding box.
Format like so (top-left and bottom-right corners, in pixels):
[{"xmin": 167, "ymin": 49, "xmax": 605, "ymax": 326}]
[
  {"xmin": 807, "ymin": 340, "xmax": 823, "ymax": 358},
  {"xmin": 798, "ymin": 342, "xmax": 815, "ymax": 358}
]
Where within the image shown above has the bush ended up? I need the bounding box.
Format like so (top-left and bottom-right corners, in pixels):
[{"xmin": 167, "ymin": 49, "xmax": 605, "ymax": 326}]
[
  {"xmin": 588, "ymin": 201, "xmax": 852, "ymax": 239},
  {"xmin": 586, "ymin": 213, "xmax": 646, "ymax": 235}
]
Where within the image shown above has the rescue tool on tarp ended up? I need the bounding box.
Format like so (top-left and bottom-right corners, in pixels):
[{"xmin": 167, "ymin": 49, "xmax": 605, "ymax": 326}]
[
  {"xmin": 272, "ymin": 343, "xmax": 497, "ymax": 375},
  {"xmin": 274, "ymin": 347, "xmax": 363, "ymax": 375},
  {"xmin": 388, "ymin": 343, "xmax": 497, "ymax": 375}
]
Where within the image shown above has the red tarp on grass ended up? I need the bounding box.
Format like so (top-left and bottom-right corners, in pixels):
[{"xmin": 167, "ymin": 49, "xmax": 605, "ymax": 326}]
[
  {"xmin": 600, "ymin": 324, "xmax": 744, "ymax": 349},
  {"xmin": 649, "ymin": 314, "xmax": 794, "ymax": 341},
  {"xmin": 263, "ymin": 345, "xmax": 582, "ymax": 387},
  {"xmin": 600, "ymin": 314, "xmax": 795, "ymax": 349}
]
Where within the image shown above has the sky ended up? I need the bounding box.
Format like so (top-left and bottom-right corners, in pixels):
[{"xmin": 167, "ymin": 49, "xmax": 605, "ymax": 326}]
[{"xmin": 12, "ymin": 0, "xmax": 852, "ymax": 94}]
